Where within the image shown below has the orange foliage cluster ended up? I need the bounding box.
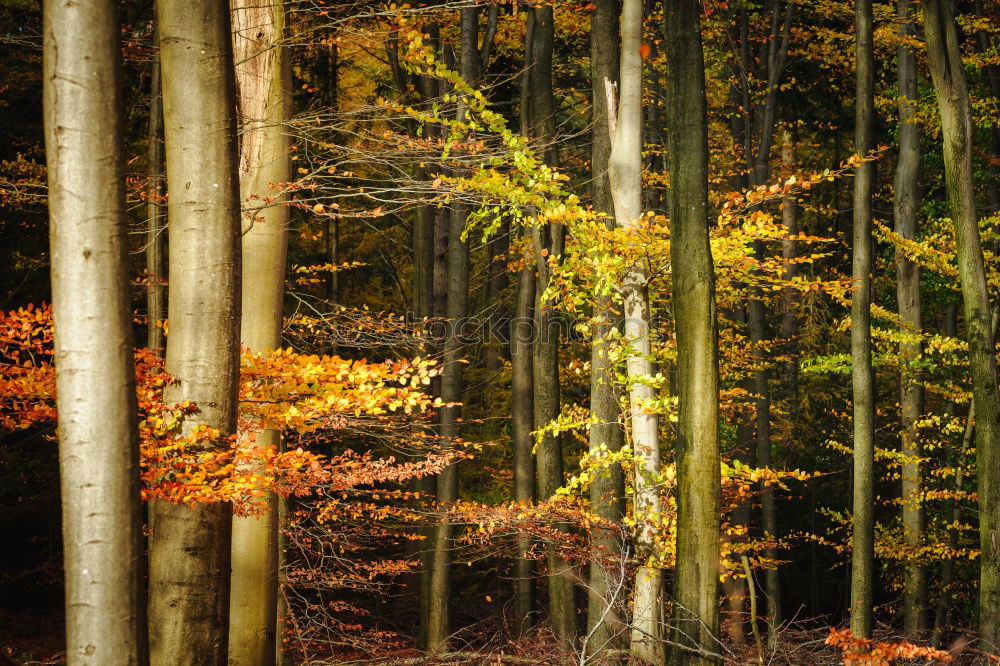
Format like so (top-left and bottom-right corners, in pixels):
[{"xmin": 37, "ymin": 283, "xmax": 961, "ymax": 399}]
[
  {"xmin": 825, "ymin": 628, "xmax": 953, "ymax": 665},
  {"xmin": 0, "ymin": 304, "xmax": 446, "ymax": 513}
]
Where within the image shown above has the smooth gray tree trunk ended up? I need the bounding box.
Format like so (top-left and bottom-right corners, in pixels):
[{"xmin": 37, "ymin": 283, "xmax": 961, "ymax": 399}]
[
  {"xmin": 228, "ymin": 1, "xmax": 291, "ymax": 663},
  {"xmin": 43, "ymin": 0, "xmax": 147, "ymax": 660},
  {"xmin": 148, "ymin": 0, "xmax": 242, "ymax": 662}
]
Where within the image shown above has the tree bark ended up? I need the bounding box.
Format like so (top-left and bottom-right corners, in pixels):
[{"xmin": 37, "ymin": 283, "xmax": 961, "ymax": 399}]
[
  {"xmin": 228, "ymin": 1, "xmax": 291, "ymax": 663},
  {"xmin": 585, "ymin": 0, "xmax": 626, "ymax": 657},
  {"xmin": 148, "ymin": 0, "xmax": 242, "ymax": 662},
  {"xmin": 849, "ymin": 0, "xmax": 877, "ymax": 638},
  {"xmin": 147, "ymin": 19, "xmax": 165, "ymax": 354},
  {"xmin": 609, "ymin": 0, "xmax": 666, "ymax": 660},
  {"xmin": 523, "ymin": 3, "xmax": 576, "ymax": 643},
  {"xmin": 779, "ymin": 129, "xmax": 798, "ymax": 406},
  {"xmin": 922, "ymin": 0, "xmax": 1000, "ymax": 648},
  {"xmin": 664, "ymin": 0, "xmax": 722, "ymax": 661},
  {"xmin": 43, "ymin": 0, "xmax": 147, "ymax": 661},
  {"xmin": 894, "ymin": 0, "xmax": 925, "ymax": 634},
  {"xmin": 511, "ymin": 241, "xmax": 537, "ymax": 639},
  {"xmin": 425, "ymin": 10, "xmax": 479, "ymax": 650}
]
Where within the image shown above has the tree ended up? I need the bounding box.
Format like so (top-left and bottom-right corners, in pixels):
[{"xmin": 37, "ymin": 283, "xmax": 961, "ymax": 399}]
[
  {"xmin": 146, "ymin": 13, "xmax": 165, "ymax": 354},
  {"xmin": 524, "ymin": 2, "xmax": 576, "ymax": 643},
  {"xmin": 608, "ymin": 0, "xmax": 664, "ymax": 659},
  {"xmin": 228, "ymin": 0, "xmax": 292, "ymax": 662},
  {"xmin": 424, "ymin": 8, "xmax": 487, "ymax": 650},
  {"xmin": 43, "ymin": 0, "xmax": 146, "ymax": 662},
  {"xmin": 894, "ymin": 0, "xmax": 924, "ymax": 634},
  {"xmin": 585, "ymin": 0, "xmax": 626, "ymax": 657},
  {"xmin": 921, "ymin": 0, "xmax": 1000, "ymax": 649},
  {"xmin": 849, "ymin": 0, "xmax": 876, "ymax": 639},
  {"xmin": 148, "ymin": 0, "xmax": 242, "ymax": 662},
  {"xmin": 664, "ymin": 0, "xmax": 722, "ymax": 661}
]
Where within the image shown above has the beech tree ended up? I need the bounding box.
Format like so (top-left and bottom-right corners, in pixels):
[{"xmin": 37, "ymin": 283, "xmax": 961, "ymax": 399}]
[
  {"xmin": 849, "ymin": 0, "xmax": 876, "ymax": 638},
  {"xmin": 43, "ymin": 0, "xmax": 146, "ymax": 662},
  {"xmin": 664, "ymin": 0, "xmax": 722, "ymax": 662},
  {"xmin": 585, "ymin": 0, "xmax": 625, "ymax": 657},
  {"xmin": 607, "ymin": 0, "xmax": 663, "ymax": 659},
  {"xmin": 894, "ymin": 0, "xmax": 924, "ymax": 634},
  {"xmin": 227, "ymin": 0, "xmax": 292, "ymax": 662},
  {"xmin": 147, "ymin": 0, "xmax": 242, "ymax": 662},
  {"xmin": 922, "ymin": 0, "xmax": 1000, "ymax": 649}
]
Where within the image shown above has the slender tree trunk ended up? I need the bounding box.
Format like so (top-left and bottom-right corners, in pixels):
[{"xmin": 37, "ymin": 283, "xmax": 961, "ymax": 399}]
[
  {"xmin": 148, "ymin": 1, "xmax": 242, "ymax": 662},
  {"xmin": 147, "ymin": 21, "xmax": 165, "ymax": 354},
  {"xmin": 425, "ymin": 10, "xmax": 479, "ymax": 650},
  {"xmin": 511, "ymin": 244, "xmax": 537, "ymax": 638},
  {"xmin": 610, "ymin": 0, "xmax": 667, "ymax": 660},
  {"xmin": 664, "ymin": 0, "xmax": 722, "ymax": 662},
  {"xmin": 228, "ymin": 2, "xmax": 291, "ymax": 663},
  {"xmin": 585, "ymin": 0, "xmax": 626, "ymax": 657},
  {"xmin": 922, "ymin": 0, "xmax": 1000, "ymax": 648},
  {"xmin": 523, "ymin": 3, "xmax": 575, "ymax": 642},
  {"xmin": 779, "ymin": 129, "xmax": 798, "ymax": 405},
  {"xmin": 511, "ymin": 13, "xmax": 538, "ymax": 636},
  {"xmin": 43, "ymin": 1, "xmax": 147, "ymax": 661},
  {"xmin": 894, "ymin": 0, "xmax": 925, "ymax": 634},
  {"xmin": 414, "ymin": 27, "xmax": 443, "ymax": 648},
  {"xmin": 848, "ymin": 0, "xmax": 877, "ymax": 639},
  {"xmin": 326, "ymin": 44, "xmax": 341, "ymax": 305}
]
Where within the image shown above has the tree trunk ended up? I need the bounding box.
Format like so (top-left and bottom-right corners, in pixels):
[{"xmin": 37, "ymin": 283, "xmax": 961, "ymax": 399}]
[
  {"xmin": 585, "ymin": 0, "xmax": 626, "ymax": 657},
  {"xmin": 424, "ymin": 10, "xmax": 478, "ymax": 650},
  {"xmin": 511, "ymin": 15, "xmax": 538, "ymax": 637},
  {"xmin": 524, "ymin": 3, "xmax": 576, "ymax": 643},
  {"xmin": 511, "ymin": 242, "xmax": 537, "ymax": 639},
  {"xmin": 849, "ymin": 0, "xmax": 876, "ymax": 638},
  {"xmin": 228, "ymin": 1, "xmax": 291, "ymax": 663},
  {"xmin": 609, "ymin": 0, "xmax": 666, "ymax": 660},
  {"xmin": 779, "ymin": 129, "xmax": 798, "ymax": 406},
  {"xmin": 43, "ymin": 1, "xmax": 147, "ymax": 661},
  {"xmin": 664, "ymin": 0, "xmax": 722, "ymax": 662},
  {"xmin": 922, "ymin": 0, "xmax": 1000, "ymax": 648},
  {"xmin": 147, "ymin": 20, "xmax": 165, "ymax": 354},
  {"xmin": 148, "ymin": 0, "xmax": 242, "ymax": 662},
  {"xmin": 894, "ymin": 0, "xmax": 924, "ymax": 634}
]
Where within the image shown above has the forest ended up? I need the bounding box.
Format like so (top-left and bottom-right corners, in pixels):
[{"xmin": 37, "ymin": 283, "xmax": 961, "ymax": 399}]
[{"xmin": 1, "ymin": 0, "xmax": 1000, "ymax": 662}]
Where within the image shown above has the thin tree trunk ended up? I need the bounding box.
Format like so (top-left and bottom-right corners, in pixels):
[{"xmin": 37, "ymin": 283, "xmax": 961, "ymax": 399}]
[
  {"xmin": 425, "ymin": 10, "xmax": 479, "ymax": 650},
  {"xmin": 609, "ymin": 0, "xmax": 666, "ymax": 660},
  {"xmin": 147, "ymin": 20, "xmax": 165, "ymax": 354},
  {"xmin": 43, "ymin": 1, "xmax": 147, "ymax": 661},
  {"xmin": 779, "ymin": 129, "xmax": 798, "ymax": 405},
  {"xmin": 524, "ymin": 3, "xmax": 575, "ymax": 643},
  {"xmin": 585, "ymin": 0, "xmax": 626, "ymax": 657},
  {"xmin": 735, "ymin": 5, "xmax": 792, "ymax": 635},
  {"xmin": 664, "ymin": 0, "xmax": 722, "ymax": 661},
  {"xmin": 148, "ymin": 0, "xmax": 242, "ymax": 662},
  {"xmin": 415, "ymin": 26, "xmax": 443, "ymax": 649},
  {"xmin": 848, "ymin": 0, "xmax": 877, "ymax": 639},
  {"xmin": 326, "ymin": 44, "xmax": 341, "ymax": 305},
  {"xmin": 511, "ymin": 12, "xmax": 538, "ymax": 636},
  {"xmin": 228, "ymin": 2, "xmax": 291, "ymax": 663},
  {"xmin": 894, "ymin": 0, "xmax": 925, "ymax": 634},
  {"xmin": 511, "ymin": 244, "xmax": 537, "ymax": 639},
  {"xmin": 922, "ymin": 0, "xmax": 1000, "ymax": 648}
]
